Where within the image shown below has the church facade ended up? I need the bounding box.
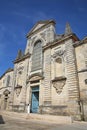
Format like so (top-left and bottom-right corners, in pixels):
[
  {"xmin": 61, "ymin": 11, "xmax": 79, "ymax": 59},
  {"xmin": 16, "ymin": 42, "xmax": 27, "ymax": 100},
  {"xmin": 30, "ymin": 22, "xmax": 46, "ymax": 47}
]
[{"xmin": 0, "ymin": 20, "xmax": 87, "ymax": 121}]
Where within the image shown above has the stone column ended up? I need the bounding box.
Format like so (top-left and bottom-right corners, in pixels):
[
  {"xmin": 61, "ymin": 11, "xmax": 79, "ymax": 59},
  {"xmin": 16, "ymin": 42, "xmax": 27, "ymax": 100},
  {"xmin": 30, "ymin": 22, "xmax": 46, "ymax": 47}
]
[{"xmin": 65, "ymin": 39, "xmax": 81, "ymax": 120}]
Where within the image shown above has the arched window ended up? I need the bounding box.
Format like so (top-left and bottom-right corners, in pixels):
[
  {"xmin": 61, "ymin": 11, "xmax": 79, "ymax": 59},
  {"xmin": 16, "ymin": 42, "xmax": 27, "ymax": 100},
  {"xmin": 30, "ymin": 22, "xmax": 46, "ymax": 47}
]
[
  {"xmin": 31, "ymin": 40, "xmax": 42, "ymax": 71},
  {"xmin": 6, "ymin": 75, "xmax": 10, "ymax": 87}
]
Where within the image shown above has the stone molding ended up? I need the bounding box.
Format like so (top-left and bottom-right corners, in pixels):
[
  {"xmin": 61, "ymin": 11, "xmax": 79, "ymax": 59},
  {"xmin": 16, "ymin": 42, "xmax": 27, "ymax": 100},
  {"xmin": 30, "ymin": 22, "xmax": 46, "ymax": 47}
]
[
  {"xmin": 27, "ymin": 72, "xmax": 44, "ymax": 82},
  {"xmin": 14, "ymin": 53, "xmax": 30, "ymax": 64},
  {"xmin": 43, "ymin": 33, "xmax": 79, "ymax": 51}
]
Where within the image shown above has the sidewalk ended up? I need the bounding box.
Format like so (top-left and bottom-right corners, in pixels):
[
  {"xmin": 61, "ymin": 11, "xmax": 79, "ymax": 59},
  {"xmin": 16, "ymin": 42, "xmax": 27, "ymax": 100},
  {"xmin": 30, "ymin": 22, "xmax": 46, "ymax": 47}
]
[{"xmin": 0, "ymin": 110, "xmax": 72, "ymax": 124}]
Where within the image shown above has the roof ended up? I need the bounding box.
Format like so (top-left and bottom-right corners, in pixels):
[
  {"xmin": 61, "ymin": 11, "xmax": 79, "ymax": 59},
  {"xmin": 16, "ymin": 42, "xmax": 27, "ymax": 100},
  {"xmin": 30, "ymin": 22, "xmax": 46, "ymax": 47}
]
[
  {"xmin": 0, "ymin": 68, "xmax": 13, "ymax": 79},
  {"xmin": 73, "ymin": 36, "xmax": 87, "ymax": 47}
]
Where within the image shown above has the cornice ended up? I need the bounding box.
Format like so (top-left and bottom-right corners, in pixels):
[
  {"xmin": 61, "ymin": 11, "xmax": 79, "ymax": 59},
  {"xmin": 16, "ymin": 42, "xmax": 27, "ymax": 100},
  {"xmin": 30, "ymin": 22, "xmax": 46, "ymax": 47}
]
[
  {"xmin": 73, "ymin": 37, "xmax": 87, "ymax": 47},
  {"xmin": 14, "ymin": 53, "xmax": 30, "ymax": 64},
  {"xmin": 78, "ymin": 69, "xmax": 87, "ymax": 73},
  {"xmin": 52, "ymin": 76, "xmax": 66, "ymax": 82},
  {"xmin": 43, "ymin": 33, "xmax": 79, "ymax": 51}
]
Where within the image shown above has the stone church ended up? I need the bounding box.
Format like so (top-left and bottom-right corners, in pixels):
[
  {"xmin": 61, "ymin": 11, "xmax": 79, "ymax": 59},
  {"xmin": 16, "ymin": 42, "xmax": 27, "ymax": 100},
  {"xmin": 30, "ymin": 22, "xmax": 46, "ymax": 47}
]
[{"xmin": 0, "ymin": 20, "xmax": 87, "ymax": 121}]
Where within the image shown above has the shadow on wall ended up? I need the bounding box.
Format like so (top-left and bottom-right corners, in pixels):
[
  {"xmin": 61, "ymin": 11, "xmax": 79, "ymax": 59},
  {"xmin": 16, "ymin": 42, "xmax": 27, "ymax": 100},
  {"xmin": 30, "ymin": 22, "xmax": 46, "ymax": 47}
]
[{"xmin": 0, "ymin": 115, "xmax": 5, "ymax": 124}]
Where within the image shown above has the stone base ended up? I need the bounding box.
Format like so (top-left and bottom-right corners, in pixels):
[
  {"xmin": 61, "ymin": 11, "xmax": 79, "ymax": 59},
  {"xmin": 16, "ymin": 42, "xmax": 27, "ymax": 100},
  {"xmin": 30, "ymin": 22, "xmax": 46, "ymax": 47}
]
[
  {"xmin": 39, "ymin": 105, "xmax": 69, "ymax": 116},
  {"xmin": 39, "ymin": 101, "xmax": 83, "ymax": 121},
  {"xmin": 68, "ymin": 100, "xmax": 82, "ymax": 121},
  {"xmin": 81, "ymin": 103, "xmax": 87, "ymax": 121},
  {"xmin": 12, "ymin": 103, "xmax": 26, "ymax": 112}
]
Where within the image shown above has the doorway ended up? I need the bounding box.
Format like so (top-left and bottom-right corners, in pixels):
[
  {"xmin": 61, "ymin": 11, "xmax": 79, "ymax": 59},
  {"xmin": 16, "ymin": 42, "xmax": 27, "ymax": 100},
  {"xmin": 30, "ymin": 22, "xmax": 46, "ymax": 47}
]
[{"xmin": 31, "ymin": 86, "xmax": 39, "ymax": 113}]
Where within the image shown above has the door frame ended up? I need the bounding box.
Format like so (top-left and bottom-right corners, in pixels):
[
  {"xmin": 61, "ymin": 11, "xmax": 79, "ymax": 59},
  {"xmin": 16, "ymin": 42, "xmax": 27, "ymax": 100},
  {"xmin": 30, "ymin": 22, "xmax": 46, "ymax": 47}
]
[{"xmin": 31, "ymin": 86, "xmax": 39, "ymax": 113}]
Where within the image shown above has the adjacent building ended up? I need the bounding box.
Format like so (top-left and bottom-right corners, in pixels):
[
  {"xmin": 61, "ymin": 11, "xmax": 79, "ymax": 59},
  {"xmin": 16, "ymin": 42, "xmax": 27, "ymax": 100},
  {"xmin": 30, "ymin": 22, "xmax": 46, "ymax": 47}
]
[
  {"xmin": 0, "ymin": 68, "xmax": 13, "ymax": 110},
  {"xmin": 0, "ymin": 20, "xmax": 87, "ymax": 121}
]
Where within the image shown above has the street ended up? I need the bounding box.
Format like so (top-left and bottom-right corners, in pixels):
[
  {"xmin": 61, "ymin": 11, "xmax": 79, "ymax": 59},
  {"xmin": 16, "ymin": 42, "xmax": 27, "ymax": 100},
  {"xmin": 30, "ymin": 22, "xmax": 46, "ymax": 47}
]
[{"xmin": 0, "ymin": 114, "xmax": 87, "ymax": 130}]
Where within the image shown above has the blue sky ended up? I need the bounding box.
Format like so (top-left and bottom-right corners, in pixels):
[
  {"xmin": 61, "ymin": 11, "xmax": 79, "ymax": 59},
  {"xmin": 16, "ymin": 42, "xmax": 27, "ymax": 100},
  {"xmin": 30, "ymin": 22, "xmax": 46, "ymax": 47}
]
[{"xmin": 0, "ymin": 0, "xmax": 87, "ymax": 76}]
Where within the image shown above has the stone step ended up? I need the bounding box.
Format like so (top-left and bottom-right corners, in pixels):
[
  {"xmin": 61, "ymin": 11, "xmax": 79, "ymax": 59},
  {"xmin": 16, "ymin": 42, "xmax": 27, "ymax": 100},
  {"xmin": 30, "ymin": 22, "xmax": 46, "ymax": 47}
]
[
  {"xmin": 26, "ymin": 114, "xmax": 72, "ymax": 124},
  {"xmin": 0, "ymin": 110, "xmax": 72, "ymax": 124},
  {"xmin": 0, "ymin": 110, "xmax": 27, "ymax": 119}
]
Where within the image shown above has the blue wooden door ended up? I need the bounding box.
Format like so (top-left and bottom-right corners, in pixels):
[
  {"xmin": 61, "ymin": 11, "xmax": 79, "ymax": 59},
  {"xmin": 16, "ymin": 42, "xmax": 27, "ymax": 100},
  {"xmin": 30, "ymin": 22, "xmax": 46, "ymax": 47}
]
[{"xmin": 31, "ymin": 86, "xmax": 39, "ymax": 113}]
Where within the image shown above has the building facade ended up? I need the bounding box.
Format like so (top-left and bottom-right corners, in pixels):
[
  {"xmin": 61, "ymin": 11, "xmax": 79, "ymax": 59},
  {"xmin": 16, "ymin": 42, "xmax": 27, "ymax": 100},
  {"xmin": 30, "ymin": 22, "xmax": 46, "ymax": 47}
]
[
  {"xmin": 0, "ymin": 68, "xmax": 13, "ymax": 110},
  {"xmin": 0, "ymin": 20, "xmax": 87, "ymax": 121}
]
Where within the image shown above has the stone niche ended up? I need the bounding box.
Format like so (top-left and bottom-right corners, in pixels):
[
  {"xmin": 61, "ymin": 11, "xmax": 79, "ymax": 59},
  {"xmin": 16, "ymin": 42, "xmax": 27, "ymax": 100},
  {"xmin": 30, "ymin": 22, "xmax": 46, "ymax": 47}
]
[{"xmin": 52, "ymin": 48, "xmax": 65, "ymax": 78}]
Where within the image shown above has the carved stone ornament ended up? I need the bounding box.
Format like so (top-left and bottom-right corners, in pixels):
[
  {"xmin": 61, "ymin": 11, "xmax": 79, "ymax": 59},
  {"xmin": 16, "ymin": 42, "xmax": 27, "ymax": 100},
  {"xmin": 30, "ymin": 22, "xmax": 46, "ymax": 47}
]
[
  {"xmin": 55, "ymin": 57, "xmax": 62, "ymax": 63},
  {"xmin": 17, "ymin": 66, "xmax": 24, "ymax": 71},
  {"xmin": 3, "ymin": 89, "xmax": 10, "ymax": 96},
  {"xmin": 15, "ymin": 88, "xmax": 21, "ymax": 97},
  {"xmin": 15, "ymin": 84, "xmax": 22, "ymax": 97},
  {"xmin": 53, "ymin": 80, "xmax": 66, "ymax": 94},
  {"xmin": 52, "ymin": 50, "xmax": 65, "ymax": 58}
]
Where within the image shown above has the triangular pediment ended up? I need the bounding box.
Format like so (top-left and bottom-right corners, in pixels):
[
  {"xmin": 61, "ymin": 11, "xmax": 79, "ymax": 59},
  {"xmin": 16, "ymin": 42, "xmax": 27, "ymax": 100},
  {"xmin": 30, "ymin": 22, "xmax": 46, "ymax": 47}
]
[
  {"xmin": 27, "ymin": 20, "xmax": 55, "ymax": 37},
  {"xmin": 32, "ymin": 23, "xmax": 45, "ymax": 32},
  {"xmin": 29, "ymin": 76, "xmax": 42, "ymax": 81},
  {"xmin": 27, "ymin": 72, "xmax": 44, "ymax": 82}
]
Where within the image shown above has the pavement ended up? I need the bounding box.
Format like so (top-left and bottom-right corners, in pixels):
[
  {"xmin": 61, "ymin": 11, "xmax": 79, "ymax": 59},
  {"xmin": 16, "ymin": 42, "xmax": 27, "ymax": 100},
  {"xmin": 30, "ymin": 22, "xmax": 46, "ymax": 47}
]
[{"xmin": 0, "ymin": 113, "xmax": 87, "ymax": 130}]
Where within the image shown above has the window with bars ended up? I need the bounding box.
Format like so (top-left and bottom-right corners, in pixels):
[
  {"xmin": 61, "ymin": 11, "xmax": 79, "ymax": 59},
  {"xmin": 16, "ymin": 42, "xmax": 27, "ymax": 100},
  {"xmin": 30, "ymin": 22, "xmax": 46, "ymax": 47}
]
[{"xmin": 31, "ymin": 40, "xmax": 42, "ymax": 71}]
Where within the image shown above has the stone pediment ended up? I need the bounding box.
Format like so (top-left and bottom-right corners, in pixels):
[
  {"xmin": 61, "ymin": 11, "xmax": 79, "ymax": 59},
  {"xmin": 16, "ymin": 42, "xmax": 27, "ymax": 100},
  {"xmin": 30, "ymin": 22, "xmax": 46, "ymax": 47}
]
[
  {"xmin": 29, "ymin": 76, "xmax": 42, "ymax": 81},
  {"xmin": 27, "ymin": 20, "xmax": 55, "ymax": 37},
  {"xmin": 31, "ymin": 23, "xmax": 45, "ymax": 32},
  {"xmin": 28, "ymin": 73, "xmax": 44, "ymax": 82}
]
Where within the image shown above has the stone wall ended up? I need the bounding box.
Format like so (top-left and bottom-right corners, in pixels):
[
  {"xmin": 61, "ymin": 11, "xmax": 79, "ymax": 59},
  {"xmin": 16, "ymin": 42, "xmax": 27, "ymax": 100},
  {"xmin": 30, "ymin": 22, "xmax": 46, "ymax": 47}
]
[
  {"xmin": 75, "ymin": 42, "xmax": 87, "ymax": 121},
  {"xmin": 0, "ymin": 70, "xmax": 13, "ymax": 110},
  {"xmin": 12, "ymin": 58, "xmax": 29, "ymax": 112}
]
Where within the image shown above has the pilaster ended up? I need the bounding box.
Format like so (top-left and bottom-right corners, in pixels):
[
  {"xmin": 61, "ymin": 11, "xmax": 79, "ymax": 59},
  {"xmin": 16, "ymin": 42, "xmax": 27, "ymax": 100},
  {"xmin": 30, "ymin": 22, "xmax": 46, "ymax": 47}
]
[
  {"xmin": 44, "ymin": 48, "xmax": 51, "ymax": 105},
  {"xmin": 65, "ymin": 39, "xmax": 81, "ymax": 120}
]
